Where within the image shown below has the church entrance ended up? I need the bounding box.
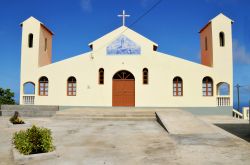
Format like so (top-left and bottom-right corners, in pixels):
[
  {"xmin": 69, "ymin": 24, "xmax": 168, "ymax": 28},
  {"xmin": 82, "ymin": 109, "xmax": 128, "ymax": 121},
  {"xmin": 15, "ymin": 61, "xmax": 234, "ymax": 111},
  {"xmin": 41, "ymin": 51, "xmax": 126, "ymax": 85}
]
[{"xmin": 112, "ymin": 70, "xmax": 135, "ymax": 107}]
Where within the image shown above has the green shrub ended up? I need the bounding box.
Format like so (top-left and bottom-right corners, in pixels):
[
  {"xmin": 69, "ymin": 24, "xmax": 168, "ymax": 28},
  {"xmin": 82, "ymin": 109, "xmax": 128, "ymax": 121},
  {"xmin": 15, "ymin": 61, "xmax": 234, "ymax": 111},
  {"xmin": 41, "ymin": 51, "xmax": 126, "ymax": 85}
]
[
  {"xmin": 13, "ymin": 130, "xmax": 32, "ymax": 155},
  {"xmin": 9, "ymin": 111, "xmax": 25, "ymax": 124},
  {"xmin": 13, "ymin": 125, "xmax": 55, "ymax": 155}
]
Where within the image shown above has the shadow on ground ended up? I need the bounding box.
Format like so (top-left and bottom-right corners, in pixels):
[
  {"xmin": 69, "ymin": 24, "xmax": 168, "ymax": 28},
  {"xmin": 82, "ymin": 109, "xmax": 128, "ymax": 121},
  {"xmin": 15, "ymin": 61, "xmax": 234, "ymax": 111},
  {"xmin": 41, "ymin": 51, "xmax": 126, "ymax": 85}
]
[{"xmin": 215, "ymin": 123, "xmax": 250, "ymax": 142}]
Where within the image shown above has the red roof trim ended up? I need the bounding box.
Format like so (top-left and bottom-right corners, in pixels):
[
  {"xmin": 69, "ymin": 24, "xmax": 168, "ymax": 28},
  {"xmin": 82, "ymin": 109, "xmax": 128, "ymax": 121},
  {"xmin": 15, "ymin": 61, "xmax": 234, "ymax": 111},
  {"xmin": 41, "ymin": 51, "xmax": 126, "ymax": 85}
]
[
  {"xmin": 199, "ymin": 22, "xmax": 211, "ymax": 33},
  {"xmin": 40, "ymin": 24, "xmax": 54, "ymax": 35}
]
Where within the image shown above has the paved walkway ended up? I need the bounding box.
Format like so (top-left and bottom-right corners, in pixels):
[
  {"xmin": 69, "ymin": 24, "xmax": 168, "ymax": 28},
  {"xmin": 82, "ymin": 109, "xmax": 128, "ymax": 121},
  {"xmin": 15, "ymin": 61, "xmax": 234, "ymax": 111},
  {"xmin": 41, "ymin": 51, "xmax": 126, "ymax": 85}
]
[
  {"xmin": 0, "ymin": 120, "xmax": 13, "ymax": 165},
  {"xmin": 156, "ymin": 109, "xmax": 250, "ymax": 164},
  {"xmin": 0, "ymin": 108, "xmax": 250, "ymax": 165},
  {"xmin": 156, "ymin": 109, "xmax": 218, "ymax": 134}
]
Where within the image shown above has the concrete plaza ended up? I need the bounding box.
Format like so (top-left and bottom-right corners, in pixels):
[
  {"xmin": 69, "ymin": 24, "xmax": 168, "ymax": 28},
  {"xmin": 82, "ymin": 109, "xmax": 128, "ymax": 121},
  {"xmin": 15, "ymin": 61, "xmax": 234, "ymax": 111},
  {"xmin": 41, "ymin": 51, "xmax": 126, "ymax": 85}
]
[{"xmin": 0, "ymin": 108, "xmax": 250, "ymax": 165}]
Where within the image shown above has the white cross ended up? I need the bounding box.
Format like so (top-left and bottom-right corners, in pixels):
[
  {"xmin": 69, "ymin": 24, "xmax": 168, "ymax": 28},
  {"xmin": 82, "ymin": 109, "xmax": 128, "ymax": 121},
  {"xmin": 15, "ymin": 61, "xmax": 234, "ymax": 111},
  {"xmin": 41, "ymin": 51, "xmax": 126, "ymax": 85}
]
[{"xmin": 118, "ymin": 10, "xmax": 130, "ymax": 26}]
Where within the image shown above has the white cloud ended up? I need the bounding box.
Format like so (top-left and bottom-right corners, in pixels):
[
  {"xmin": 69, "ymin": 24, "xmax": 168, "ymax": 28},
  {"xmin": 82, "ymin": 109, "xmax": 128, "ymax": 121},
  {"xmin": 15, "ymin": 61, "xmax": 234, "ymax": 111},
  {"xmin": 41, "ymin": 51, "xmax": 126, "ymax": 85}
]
[
  {"xmin": 233, "ymin": 40, "xmax": 250, "ymax": 64},
  {"xmin": 81, "ymin": 0, "xmax": 92, "ymax": 12}
]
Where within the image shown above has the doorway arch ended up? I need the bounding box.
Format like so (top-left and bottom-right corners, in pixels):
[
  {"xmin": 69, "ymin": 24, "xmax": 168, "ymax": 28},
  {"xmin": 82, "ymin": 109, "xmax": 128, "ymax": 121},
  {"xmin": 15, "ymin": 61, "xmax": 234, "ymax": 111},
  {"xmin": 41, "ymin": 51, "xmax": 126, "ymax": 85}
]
[{"xmin": 112, "ymin": 70, "xmax": 135, "ymax": 106}]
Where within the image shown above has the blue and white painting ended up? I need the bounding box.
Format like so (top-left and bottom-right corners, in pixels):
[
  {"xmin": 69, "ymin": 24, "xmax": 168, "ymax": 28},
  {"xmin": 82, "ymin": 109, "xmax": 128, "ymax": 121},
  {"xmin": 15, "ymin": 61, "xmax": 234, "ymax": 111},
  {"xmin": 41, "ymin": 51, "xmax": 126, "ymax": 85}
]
[{"xmin": 107, "ymin": 35, "xmax": 141, "ymax": 55}]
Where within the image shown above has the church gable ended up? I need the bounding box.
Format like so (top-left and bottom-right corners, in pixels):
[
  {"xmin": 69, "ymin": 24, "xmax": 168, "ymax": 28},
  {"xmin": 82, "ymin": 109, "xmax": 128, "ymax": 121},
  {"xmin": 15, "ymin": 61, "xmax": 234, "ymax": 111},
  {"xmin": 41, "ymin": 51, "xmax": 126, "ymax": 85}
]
[
  {"xmin": 88, "ymin": 26, "xmax": 157, "ymax": 52},
  {"xmin": 106, "ymin": 35, "xmax": 141, "ymax": 55}
]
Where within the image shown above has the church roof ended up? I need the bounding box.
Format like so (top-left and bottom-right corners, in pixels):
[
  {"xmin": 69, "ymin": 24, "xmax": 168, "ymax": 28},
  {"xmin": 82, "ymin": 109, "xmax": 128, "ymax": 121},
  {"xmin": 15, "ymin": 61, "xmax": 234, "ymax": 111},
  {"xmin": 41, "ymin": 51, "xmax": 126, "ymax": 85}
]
[{"xmin": 88, "ymin": 26, "xmax": 158, "ymax": 49}]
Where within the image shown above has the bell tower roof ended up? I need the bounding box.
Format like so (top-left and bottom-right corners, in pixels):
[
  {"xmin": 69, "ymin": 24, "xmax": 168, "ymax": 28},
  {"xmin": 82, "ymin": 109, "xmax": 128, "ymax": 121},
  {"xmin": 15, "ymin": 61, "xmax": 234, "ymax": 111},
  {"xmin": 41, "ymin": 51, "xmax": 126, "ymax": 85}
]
[
  {"xmin": 199, "ymin": 13, "xmax": 233, "ymax": 33},
  {"xmin": 20, "ymin": 16, "xmax": 54, "ymax": 35}
]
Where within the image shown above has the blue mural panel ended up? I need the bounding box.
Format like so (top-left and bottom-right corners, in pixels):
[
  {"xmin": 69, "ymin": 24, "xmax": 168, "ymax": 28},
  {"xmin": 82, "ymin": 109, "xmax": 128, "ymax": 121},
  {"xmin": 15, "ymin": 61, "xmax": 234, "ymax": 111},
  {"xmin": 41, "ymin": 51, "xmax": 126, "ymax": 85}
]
[{"xmin": 107, "ymin": 35, "xmax": 141, "ymax": 55}]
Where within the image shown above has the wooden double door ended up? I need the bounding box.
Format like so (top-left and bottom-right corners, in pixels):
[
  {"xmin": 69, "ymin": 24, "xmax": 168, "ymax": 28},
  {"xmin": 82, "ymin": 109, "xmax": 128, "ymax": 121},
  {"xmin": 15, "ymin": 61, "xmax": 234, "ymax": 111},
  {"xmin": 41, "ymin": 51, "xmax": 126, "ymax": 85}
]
[{"xmin": 112, "ymin": 70, "xmax": 135, "ymax": 107}]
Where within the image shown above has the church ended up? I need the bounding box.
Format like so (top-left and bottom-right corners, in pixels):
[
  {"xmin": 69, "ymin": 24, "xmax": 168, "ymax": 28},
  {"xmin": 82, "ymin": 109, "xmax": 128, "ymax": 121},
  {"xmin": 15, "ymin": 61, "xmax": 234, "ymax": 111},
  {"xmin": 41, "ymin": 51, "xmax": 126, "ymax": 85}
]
[{"xmin": 19, "ymin": 12, "xmax": 233, "ymax": 107}]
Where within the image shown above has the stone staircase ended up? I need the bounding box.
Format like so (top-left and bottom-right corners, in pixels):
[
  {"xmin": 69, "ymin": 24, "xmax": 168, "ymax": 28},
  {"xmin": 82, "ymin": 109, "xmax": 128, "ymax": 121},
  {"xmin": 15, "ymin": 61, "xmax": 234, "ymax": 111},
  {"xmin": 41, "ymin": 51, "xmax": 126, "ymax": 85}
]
[{"xmin": 54, "ymin": 108, "xmax": 156, "ymax": 121}]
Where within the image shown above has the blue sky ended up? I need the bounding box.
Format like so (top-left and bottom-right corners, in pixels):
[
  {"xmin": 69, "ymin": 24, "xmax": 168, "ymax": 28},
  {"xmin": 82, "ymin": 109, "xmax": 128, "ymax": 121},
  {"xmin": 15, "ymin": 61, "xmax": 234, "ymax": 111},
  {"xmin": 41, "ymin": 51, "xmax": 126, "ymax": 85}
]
[{"xmin": 0, "ymin": 0, "xmax": 249, "ymax": 107}]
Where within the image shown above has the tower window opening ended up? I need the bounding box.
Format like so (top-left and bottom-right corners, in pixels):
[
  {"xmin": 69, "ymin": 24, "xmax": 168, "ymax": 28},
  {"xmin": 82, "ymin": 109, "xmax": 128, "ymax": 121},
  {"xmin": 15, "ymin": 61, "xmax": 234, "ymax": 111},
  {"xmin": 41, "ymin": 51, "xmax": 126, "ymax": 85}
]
[
  {"xmin": 219, "ymin": 32, "xmax": 225, "ymax": 47},
  {"xmin": 28, "ymin": 33, "xmax": 33, "ymax": 48}
]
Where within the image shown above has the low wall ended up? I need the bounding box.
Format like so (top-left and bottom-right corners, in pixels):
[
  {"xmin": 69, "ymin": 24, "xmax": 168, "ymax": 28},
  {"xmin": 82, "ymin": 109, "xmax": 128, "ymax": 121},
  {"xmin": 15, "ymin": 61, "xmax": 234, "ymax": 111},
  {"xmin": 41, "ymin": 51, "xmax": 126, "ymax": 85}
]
[
  {"xmin": 0, "ymin": 105, "xmax": 231, "ymax": 117},
  {"xmin": 0, "ymin": 105, "xmax": 59, "ymax": 117},
  {"xmin": 179, "ymin": 106, "xmax": 232, "ymax": 116}
]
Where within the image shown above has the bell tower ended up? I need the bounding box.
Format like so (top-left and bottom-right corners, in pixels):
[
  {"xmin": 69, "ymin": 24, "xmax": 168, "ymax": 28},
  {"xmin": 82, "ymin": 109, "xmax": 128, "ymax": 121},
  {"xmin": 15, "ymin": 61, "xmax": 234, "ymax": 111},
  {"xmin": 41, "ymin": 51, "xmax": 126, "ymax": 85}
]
[
  {"xmin": 20, "ymin": 16, "xmax": 53, "ymax": 76},
  {"xmin": 199, "ymin": 13, "xmax": 233, "ymax": 106},
  {"xmin": 20, "ymin": 17, "xmax": 53, "ymax": 104},
  {"xmin": 199, "ymin": 13, "xmax": 233, "ymax": 71}
]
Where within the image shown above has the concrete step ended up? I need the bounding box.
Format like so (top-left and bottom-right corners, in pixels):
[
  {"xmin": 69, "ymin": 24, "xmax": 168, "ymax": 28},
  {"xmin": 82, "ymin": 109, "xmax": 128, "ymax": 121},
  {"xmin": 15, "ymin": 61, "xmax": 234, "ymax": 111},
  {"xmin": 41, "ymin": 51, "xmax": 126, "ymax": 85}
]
[
  {"xmin": 54, "ymin": 116, "xmax": 156, "ymax": 121},
  {"xmin": 56, "ymin": 114, "xmax": 155, "ymax": 117},
  {"xmin": 56, "ymin": 111, "xmax": 155, "ymax": 115},
  {"xmin": 56, "ymin": 109, "xmax": 155, "ymax": 115},
  {"xmin": 57, "ymin": 109, "xmax": 155, "ymax": 113},
  {"xmin": 54, "ymin": 108, "xmax": 156, "ymax": 120}
]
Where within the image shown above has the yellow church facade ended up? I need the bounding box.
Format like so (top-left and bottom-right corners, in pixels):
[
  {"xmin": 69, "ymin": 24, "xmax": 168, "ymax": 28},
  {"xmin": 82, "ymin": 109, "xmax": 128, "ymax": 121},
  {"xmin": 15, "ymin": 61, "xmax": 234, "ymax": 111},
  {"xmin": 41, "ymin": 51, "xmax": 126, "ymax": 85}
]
[{"xmin": 19, "ymin": 13, "xmax": 233, "ymax": 107}]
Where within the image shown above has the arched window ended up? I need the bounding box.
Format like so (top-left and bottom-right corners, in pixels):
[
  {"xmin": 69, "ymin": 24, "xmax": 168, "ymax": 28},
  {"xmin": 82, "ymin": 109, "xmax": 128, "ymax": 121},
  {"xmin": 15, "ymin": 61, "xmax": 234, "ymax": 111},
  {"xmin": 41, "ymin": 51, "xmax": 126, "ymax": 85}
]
[
  {"xmin": 219, "ymin": 32, "xmax": 225, "ymax": 47},
  {"xmin": 99, "ymin": 68, "xmax": 104, "ymax": 84},
  {"xmin": 23, "ymin": 82, "xmax": 35, "ymax": 94},
  {"xmin": 202, "ymin": 77, "xmax": 213, "ymax": 96},
  {"xmin": 28, "ymin": 33, "xmax": 33, "ymax": 48},
  {"xmin": 39, "ymin": 76, "xmax": 48, "ymax": 96},
  {"xmin": 143, "ymin": 68, "xmax": 148, "ymax": 84},
  {"xmin": 173, "ymin": 77, "xmax": 183, "ymax": 96},
  {"xmin": 217, "ymin": 82, "xmax": 230, "ymax": 95},
  {"xmin": 67, "ymin": 77, "xmax": 76, "ymax": 96},
  {"xmin": 113, "ymin": 70, "xmax": 135, "ymax": 80},
  {"xmin": 205, "ymin": 37, "xmax": 208, "ymax": 51}
]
